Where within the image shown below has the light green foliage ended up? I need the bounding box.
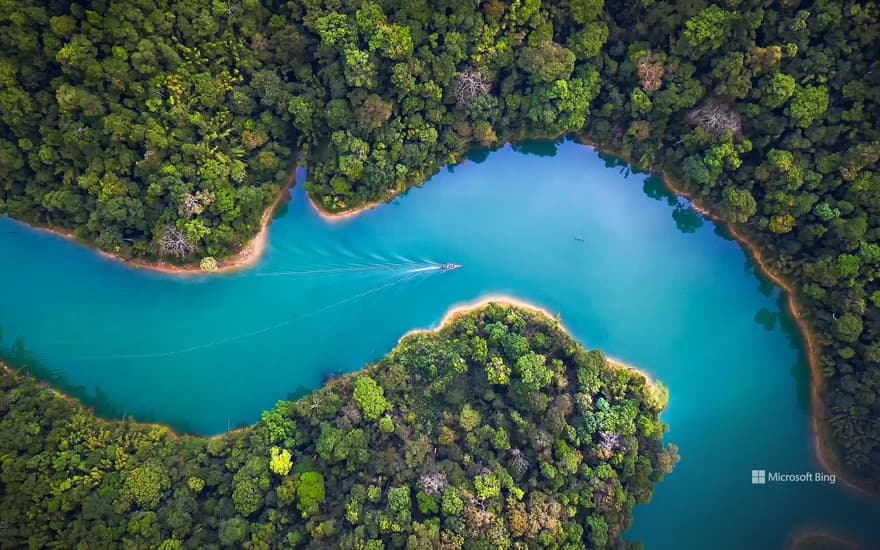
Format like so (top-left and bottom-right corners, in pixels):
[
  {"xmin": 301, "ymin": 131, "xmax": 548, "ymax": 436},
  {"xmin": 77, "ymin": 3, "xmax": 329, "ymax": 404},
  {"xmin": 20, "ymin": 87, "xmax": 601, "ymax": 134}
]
[
  {"xmin": 762, "ymin": 73, "xmax": 796, "ymax": 109},
  {"xmin": 514, "ymin": 352, "xmax": 552, "ymax": 391},
  {"xmin": 459, "ymin": 403, "xmax": 481, "ymax": 432},
  {"xmin": 296, "ymin": 472, "xmax": 326, "ymax": 517},
  {"xmin": 682, "ymin": 6, "xmax": 732, "ymax": 57},
  {"xmin": 441, "ymin": 487, "xmax": 464, "ymax": 516},
  {"xmin": 474, "ymin": 473, "xmax": 501, "ymax": 499},
  {"xmin": 486, "ymin": 356, "xmax": 511, "ymax": 385},
  {"xmin": 187, "ymin": 477, "xmax": 205, "ymax": 493},
  {"xmin": 720, "ymin": 187, "xmax": 757, "ymax": 223},
  {"xmin": 353, "ymin": 377, "xmax": 390, "ymax": 421},
  {"xmin": 630, "ymin": 89, "xmax": 652, "ymax": 116},
  {"xmin": 378, "ymin": 415, "xmax": 395, "ymax": 433},
  {"xmin": 814, "ymin": 202, "xmax": 840, "ymax": 221},
  {"xmin": 789, "ymin": 85, "xmax": 830, "ymax": 128},
  {"xmin": 269, "ymin": 447, "xmax": 293, "ymax": 476},
  {"xmin": 123, "ymin": 462, "xmax": 170, "ymax": 510},
  {"xmin": 199, "ymin": 257, "xmax": 218, "ymax": 272}
]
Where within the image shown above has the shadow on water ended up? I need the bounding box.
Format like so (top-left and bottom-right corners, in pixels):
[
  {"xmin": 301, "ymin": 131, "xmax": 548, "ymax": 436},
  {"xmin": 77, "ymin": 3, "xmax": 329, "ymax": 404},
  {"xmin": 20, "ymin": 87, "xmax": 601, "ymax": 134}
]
[
  {"xmin": 512, "ymin": 138, "xmax": 563, "ymax": 157},
  {"xmin": 640, "ymin": 174, "xmax": 704, "ymax": 234},
  {"xmin": 739, "ymin": 251, "xmax": 813, "ymax": 416},
  {"xmin": 0, "ymin": 332, "xmax": 122, "ymax": 420},
  {"xmin": 672, "ymin": 207, "xmax": 704, "ymax": 234},
  {"xmin": 754, "ymin": 307, "xmax": 779, "ymax": 331},
  {"xmin": 642, "ymin": 175, "xmax": 679, "ymax": 207},
  {"xmin": 0, "ymin": 325, "xmax": 201, "ymax": 433}
]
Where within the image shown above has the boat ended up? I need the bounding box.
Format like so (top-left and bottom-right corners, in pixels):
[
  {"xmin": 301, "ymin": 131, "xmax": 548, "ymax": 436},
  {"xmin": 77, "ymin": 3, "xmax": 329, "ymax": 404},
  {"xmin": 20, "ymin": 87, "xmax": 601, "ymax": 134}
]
[{"xmin": 440, "ymin": 263, "xmax": 462, "ymax": 270}]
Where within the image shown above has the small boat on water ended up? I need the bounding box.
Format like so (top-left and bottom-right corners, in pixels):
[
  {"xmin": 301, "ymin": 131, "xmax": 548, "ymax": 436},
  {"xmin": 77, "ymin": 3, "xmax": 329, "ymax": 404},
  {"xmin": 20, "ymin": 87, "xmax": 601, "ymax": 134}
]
[
  {"xmin": 574, "ymin": 236, "xmax": 584, "ymax": 242},
  {"xmin": 440, "ymin": 263, "xmax": 462, "ymax": 270}
]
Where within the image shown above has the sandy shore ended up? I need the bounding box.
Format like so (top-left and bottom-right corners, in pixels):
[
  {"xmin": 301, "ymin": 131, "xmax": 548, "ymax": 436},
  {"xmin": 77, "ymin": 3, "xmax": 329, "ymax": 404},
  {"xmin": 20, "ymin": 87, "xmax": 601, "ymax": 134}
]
[
  {"xmin": 16, "ymin": 166, "xmax": 299, "ymax": 276},
  {"xmin": 308, "ymin": 188, "xmax": 402, "ymax": 223}
]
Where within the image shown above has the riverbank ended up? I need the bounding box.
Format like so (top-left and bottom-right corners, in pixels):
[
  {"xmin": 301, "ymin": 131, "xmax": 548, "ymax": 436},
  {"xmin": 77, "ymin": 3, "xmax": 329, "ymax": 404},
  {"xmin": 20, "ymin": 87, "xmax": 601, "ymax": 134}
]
[
  {"xmin": 1, "ymin": 297, "xmax": 653, "ymax": 439},
  {"xmin": 308, "ymin": 188, "xmax": 402, "ymax": 223},
  {"xmin": 15, "ymin": 166, "xmax": 299, "ymax": 276},
  {"xmin": 659, "ymin": 171, "xmax": 874, "ymax": 497},
  {"xmin": 569, "ymin": 133, "xmax": 876, "ymax": 497}
]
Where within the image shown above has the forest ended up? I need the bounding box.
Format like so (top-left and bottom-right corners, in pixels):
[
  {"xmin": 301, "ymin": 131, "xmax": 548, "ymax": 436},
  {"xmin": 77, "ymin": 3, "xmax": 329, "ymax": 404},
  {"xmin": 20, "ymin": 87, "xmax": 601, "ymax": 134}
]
[
  {"xmin": 0, "ymin": 0, "xmax": 877, "ymax": 508},
  {"xmin": 0, "ymin": 303, "xmax": 676, "ymax": 548}
]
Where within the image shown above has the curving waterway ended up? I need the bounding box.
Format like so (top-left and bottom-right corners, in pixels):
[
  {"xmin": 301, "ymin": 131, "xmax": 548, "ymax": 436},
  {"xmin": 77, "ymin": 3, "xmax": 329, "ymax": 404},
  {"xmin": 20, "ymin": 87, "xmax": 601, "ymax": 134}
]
[{"xmin": 1, "ymin": 139, "xmax": 876, "ymax": 548}]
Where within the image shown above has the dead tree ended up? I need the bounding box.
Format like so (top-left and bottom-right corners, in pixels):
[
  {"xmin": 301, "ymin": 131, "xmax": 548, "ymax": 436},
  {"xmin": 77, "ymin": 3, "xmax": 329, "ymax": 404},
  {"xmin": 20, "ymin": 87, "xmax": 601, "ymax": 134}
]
[
  {"xmin": 637, "ymin": 54, "xmax": 665, "ymax": 92},
  {"xmin": 160, "ymin": 225, "xmax": 195, "ymax": 257},
  {"xmin": 686, "ymin": 100, "xmax": 742, "ymax": 139},
  {"xmin": 418, "ymin": 472, "xmax": 449, "ymax": 496},
  {"xmin": 452, "ymin": 67, "xmax": 492, "ymax": 109}
]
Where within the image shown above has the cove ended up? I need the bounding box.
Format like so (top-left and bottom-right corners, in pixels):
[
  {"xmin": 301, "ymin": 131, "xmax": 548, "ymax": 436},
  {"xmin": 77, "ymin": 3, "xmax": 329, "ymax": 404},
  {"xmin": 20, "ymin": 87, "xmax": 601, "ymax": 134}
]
[{"xmin": 1, "ymin": 139, "xmax": 877, "ymax": 548}]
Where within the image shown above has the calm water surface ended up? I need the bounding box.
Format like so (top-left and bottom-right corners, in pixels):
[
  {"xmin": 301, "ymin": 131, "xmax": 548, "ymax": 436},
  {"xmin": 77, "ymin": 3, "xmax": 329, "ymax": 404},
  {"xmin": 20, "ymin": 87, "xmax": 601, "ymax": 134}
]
[{"xmin": 1, "ymin": 140, "xmax": 876, "ymax": 548}]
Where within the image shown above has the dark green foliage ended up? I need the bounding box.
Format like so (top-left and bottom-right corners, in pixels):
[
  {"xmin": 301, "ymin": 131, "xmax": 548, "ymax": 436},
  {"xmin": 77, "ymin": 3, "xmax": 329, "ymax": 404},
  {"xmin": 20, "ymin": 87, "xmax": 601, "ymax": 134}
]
[
  {"xmin": 1, "ymin": 0, "xmax": 879, "ymax": 497},
  {"xmin": 0, "ymin": 304, "xmax": 673, "ymax": 547}
]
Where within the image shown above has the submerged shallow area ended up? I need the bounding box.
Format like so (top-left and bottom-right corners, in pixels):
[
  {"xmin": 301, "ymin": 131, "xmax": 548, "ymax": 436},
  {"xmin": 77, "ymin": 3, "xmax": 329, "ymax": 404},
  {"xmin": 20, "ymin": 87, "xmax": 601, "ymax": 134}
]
[{"xmin": 1, "ymin": 140, "xmax": 877, "ymax": 547}]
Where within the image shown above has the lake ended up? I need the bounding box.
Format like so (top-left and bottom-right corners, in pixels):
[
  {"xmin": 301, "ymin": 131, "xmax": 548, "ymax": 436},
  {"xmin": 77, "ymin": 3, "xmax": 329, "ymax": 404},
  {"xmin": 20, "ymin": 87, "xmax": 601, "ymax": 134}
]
[{"xmin": 1, "ymin": 139, "xmax": 876, "ymax": 548}]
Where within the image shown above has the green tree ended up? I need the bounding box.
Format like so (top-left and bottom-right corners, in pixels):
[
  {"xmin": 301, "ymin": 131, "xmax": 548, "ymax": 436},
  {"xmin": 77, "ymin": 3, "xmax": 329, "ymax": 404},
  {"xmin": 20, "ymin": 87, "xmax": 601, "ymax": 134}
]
[{"xmin": 297, "ymin": 472, "xmax": 326, "ymax": 517}]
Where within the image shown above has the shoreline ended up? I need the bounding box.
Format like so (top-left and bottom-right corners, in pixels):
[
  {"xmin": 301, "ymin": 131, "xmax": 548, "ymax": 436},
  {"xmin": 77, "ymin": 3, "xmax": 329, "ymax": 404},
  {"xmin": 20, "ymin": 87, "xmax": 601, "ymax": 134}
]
[
  {"xmin": 656, "ymin": 168, "xmax": 874, "ymax": 497},
  {"xmin": 570, "ymin": 134, "xmax": 875, "ymax": 497},
  {"xmin": 308, "ymin": 188, "xmax": 402, "ymax": 223},
  {"xmin": 0, "ymin": 297, "xmax": 655, "ymax": 436},
  {"xmin": 395, "ymin": 295, "xmax": 658, "ymax": 387},
  {"xmin": 15, "ymin": 165, "xmax": 299, "ymax": 276}
]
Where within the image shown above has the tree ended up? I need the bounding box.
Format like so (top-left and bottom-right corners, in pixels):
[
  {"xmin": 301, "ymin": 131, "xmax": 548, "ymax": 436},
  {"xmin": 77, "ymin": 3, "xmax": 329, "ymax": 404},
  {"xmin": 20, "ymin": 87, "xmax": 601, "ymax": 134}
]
[
  {"xmin": 232, "ymin": 477, "xmax": 263, "ymax": 516},
  {"xmin": 761, "ymin": 73, "xmax": 796, "ymax": 109},
  {"xmin": 517, "ymin": 43, "xmax": 576, "ymax": 84},
  {"xmin": 835, "ymin": 313, "xmax": 864, "ymax": 343},
  {"xmin": 686, "ymin": 101, "xmax": 741, "ymax": 138},
  {"xmin": 353, "ymin": 376, "xmax": 390, "ymax": 420},
  {"xmin": 682, "ymin": 6, "xmax": 732, "ymax": 58},
  {"xmin": 218, "ymin": 517, "xmax": 248, "ymax": 546},
  {"xmin": 789, "ymin": 85, "xmax": 830, "ymax": 128},
  {"xmin": 200, "ymin": 257, "xmax": 218, "ymax": 272},
  {"xmin": 270, "ymin": 447, "xmax": 293, "ymax": 476},
  {"xmin": 356, "ymin": 95, "xmax": 392, "ymax": 130},
  {"xmin": 297, "ymin": 472, "xmax": 326, "ymax": 517},
  {"xmin": 452, "ymin": 68, "xmax": 492, "ymax": 109},
  {"xmin": 160, "ymin": 225, "xmax": 196, "ymax": 257},
  {"xmin": 514, "ymin": 352, "xmax": 552, "ymax": 391},
  {"xmin": 123, "ymin": 462, "xmax": 170, "ymax": 509},
  {"xmin": 459, "ymin": 403, "xmax": 481, "ymax": 431},
  {"xmin": 720, "ymin": 187, "xmax": 757, "ymax": 223}
]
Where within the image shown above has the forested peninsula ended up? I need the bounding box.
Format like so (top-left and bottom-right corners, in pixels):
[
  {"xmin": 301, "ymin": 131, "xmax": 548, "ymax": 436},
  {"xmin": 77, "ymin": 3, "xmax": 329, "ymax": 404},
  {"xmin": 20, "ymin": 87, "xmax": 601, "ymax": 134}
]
[
  {"xmin": 0, "ymin": 303, "xmax": 676, "ymax": 548},
  {"xmin": 0, "ymin": 0, "xmax": 877, "ymax": 500}
]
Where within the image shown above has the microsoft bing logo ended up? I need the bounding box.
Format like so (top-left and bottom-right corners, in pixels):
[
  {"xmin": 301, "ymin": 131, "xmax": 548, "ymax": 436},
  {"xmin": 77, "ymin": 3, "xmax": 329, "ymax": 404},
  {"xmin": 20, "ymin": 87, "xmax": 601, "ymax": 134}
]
[{"xmin": 751, "ymin": 469, "xmax": 766, "ymax": 484}]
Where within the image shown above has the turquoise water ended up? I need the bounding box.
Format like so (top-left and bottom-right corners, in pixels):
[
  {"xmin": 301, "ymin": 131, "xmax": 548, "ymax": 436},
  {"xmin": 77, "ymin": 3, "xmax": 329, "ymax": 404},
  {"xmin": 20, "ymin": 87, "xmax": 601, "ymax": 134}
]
[{"xmin": 0, "ymin": 139, "xmax": 876, "ymax": 548}]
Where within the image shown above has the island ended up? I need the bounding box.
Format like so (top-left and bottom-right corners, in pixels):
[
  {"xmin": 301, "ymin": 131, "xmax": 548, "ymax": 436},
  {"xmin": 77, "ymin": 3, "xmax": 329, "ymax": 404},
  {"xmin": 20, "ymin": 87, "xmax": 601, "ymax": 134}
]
[{"xmin": 0, "ymin": 303, "xmax": 676, "ymax": 548}]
